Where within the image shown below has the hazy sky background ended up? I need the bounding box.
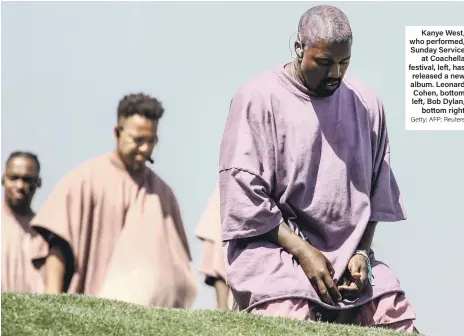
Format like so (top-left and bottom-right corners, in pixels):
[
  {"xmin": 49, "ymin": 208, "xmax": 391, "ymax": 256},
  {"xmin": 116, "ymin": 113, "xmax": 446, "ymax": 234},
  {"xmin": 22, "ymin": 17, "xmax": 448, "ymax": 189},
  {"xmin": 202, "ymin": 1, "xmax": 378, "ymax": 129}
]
[{"xmin": 2, "ymin": 2, "xmax": 463, "ymax": 335}]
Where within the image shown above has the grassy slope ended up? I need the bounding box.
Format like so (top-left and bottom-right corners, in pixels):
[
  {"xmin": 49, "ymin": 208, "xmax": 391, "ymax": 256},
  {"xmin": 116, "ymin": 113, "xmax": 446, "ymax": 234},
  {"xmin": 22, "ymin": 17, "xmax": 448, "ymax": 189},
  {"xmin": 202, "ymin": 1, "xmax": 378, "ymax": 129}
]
[{"xmin": 2, "ymin": 293, "xmax": 408, "ymax": 336}]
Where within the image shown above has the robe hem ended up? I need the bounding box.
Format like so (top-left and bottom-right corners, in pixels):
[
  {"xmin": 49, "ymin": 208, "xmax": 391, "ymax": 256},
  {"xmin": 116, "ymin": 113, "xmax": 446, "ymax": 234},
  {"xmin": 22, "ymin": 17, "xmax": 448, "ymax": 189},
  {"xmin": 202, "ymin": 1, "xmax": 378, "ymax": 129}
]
[
  {"xmin": 222, "ymin": 219, "xmax": 283, "ymax": 241},
  {"xmin": 29, "ymin": 230, "xmax": 52, "ymax": 262},
  {"xmin": 195, "ymin": 235, "xmax": 215, "ymax": 243},
  {"xmin": 241, "ymin": 288, "xmax": 405, "ymax": 313},
  {"xmin": 220, "ymin": 167, "xmax": 283, "ymax": 241},
  {"xmin": 204, "ymin": 275, "xmax": 222, "ymax": 287},
  {"xmin": 369, "ymin": 212, "xmax": 407, "ymax": 222},
  {"xmin": 198, "ymin": 266, "xmax": 221, "ymax": 280}
]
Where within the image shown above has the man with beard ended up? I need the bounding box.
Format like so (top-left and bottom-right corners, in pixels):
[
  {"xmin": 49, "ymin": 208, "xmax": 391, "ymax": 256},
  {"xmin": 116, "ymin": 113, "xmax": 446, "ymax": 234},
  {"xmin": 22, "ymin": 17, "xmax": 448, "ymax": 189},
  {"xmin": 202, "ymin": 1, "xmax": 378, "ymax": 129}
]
[
  {"xmin": 218, "ymin": 5, "xmax": 418, "ymax": 333},
  {"xmin": 2, "ymin": 151, "xmax": 44, "ymax": 293},
  {"xmin": 29, "ymin": 93, "xmax": 197, "ymax": 308}
]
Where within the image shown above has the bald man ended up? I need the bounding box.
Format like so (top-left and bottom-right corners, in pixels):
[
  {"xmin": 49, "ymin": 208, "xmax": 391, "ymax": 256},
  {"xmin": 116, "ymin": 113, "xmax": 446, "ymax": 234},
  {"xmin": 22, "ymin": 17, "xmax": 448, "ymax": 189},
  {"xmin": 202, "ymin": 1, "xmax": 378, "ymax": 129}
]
[
  {"xmin": 219, "ymin": 5, "xmax": 418, "ymax": 333},
  {"xmin": 2, "ymin": 151, "xmax": 44, "ymax": 293}
]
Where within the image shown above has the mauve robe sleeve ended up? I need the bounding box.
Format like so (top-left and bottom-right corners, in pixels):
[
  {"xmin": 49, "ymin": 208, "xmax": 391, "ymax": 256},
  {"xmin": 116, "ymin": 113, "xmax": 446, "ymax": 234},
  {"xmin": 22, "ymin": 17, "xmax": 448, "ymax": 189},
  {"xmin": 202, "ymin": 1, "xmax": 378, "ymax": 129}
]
[
  {"xmin": 219, "ymin": 86, "xmax": 283, "ymax": 241},
  {"xmin": 369, "ymin": 99, "xmax": 407, "ymax": 222},
  {"xmin": 30, "ymin": 167, "xmax": 92, "ymax": 270}
]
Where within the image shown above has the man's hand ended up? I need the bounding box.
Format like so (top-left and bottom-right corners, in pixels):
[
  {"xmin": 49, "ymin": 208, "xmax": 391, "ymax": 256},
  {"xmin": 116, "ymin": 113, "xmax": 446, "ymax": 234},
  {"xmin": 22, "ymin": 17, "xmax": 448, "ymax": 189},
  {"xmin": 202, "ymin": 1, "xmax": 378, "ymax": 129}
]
[
  {"xmin": 264, "ymin": 222, "xmax": 341, "ymax": 305},
  {"xmin": 337, "ymin": 253, "xmax": 368, "ymax": 295},
  {"xmin": 297, "ymin": 245, "xmax": 342, "ymax": 305}
]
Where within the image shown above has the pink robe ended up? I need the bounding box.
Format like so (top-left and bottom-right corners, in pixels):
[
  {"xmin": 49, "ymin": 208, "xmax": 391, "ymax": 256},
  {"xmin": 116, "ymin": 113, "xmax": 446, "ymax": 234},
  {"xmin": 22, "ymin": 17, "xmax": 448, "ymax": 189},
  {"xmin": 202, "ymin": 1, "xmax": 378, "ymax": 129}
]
[
  {"xmin": 30, "ymin": 152, "xmax": 197, "ymax": 308},
  {"xmin": 1, "ymin": 202, "xmax": 44, "ymax": 293},
  {"xmin": 219, "ymin": 63, "xmax": 411, "ymax": 314},
  {"xmin": 194, "ymin": 183, "xmax": 234, "ymax": 309}
]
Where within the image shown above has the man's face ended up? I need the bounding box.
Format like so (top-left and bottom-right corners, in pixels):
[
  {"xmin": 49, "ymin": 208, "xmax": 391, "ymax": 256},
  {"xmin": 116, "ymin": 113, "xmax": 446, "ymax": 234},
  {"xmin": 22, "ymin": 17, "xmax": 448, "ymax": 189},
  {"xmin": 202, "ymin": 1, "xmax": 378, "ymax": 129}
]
[
  {"xmin": 115, "ymin": 114, "xmax": 158, "ymax": 172},
  {"xmin": 298, "ymin": 40, "xmax": 351, "ymax": 97},
  {"xmin": 2, "ymin": 157, "xmax": 40, "ymax": 212}
]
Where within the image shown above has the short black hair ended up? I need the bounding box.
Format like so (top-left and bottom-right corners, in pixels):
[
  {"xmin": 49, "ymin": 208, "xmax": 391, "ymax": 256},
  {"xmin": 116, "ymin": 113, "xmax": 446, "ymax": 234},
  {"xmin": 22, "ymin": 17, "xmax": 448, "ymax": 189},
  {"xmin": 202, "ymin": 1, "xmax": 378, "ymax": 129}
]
[
  {"xmin": 117, "ymin": 93, "xmax": 165, "ymax": 122},
  {"xmin": 7, "ymin": 151, "xmax": 41, "ymax": 172}
]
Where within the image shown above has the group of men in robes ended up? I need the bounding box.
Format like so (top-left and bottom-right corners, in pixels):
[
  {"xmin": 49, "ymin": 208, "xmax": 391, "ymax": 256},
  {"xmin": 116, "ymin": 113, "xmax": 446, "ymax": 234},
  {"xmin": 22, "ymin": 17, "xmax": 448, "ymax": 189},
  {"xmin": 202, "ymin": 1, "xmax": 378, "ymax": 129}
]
[
  {"xmin": 2, "ymin": 4, "xmax": 418, "ymax": 334},
  {"xmin": 2, "ymin": 93, "xmax": 197, "ymax": 308}
]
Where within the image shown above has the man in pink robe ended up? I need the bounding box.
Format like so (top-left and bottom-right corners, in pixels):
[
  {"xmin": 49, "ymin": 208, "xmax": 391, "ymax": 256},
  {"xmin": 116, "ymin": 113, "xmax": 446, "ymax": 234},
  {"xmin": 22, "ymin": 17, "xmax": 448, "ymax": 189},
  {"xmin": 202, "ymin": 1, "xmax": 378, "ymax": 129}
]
[
  {"xmin": 219, "ymin": 5, "xmax": 418, "ymax": 333},
  {"xmin": 30, "ymin": 93, "xmax": 197, "ymax": 308},
  {"xmin": 194, "ymin": 183, "xmax": 234, "ymax": 310},
  {"xmin": 2, "ymin": 151, "xmax": 44, "ymax": 293}
]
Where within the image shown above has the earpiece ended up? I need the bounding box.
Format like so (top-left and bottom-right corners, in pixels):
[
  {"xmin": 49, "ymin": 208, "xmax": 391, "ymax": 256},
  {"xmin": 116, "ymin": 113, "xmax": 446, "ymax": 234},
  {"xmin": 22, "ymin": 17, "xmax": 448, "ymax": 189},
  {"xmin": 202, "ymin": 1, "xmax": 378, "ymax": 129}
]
[{"xmin": 295, "ymin": 33, "xmax": 304, "ymax": 59}]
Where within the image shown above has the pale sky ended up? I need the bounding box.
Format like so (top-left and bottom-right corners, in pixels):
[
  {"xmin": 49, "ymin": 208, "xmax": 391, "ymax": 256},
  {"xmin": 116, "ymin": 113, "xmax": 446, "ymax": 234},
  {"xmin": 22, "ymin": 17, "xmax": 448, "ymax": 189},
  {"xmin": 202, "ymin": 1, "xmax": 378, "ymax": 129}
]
[{"xmin": 2, "ymin": 2, "xmax": 463, "ymax": 336}]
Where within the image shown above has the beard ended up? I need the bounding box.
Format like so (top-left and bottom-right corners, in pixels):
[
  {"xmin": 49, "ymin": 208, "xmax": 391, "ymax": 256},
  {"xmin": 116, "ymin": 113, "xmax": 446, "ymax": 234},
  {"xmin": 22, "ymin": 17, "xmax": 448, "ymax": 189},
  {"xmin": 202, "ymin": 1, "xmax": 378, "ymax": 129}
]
[
  {"xmin": 312, "ymin": 78, "xmax": 342, "ymax": 97},
  {"xmin": 289, "ymin": 62, "xmax": 343, "ymax": 98}
]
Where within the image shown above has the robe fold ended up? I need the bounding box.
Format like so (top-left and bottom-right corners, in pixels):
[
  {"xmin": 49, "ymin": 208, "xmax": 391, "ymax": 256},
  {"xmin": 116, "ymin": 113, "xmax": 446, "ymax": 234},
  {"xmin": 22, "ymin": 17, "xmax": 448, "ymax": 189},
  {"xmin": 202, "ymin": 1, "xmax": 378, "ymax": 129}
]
[
  {"xmin": 219, "ymin": 63, "xmax": 407, "ymax": 312},
  {"xmin": 194, "ymin": 183, "xmax": 234, "ymax": 309},
  {"xmin": 1, "ymin": 202, "xmax": 44, "ymax": 293},
  {"xmin": 30, "ymin": 152, "xmax": 197, "ymax": 308}
]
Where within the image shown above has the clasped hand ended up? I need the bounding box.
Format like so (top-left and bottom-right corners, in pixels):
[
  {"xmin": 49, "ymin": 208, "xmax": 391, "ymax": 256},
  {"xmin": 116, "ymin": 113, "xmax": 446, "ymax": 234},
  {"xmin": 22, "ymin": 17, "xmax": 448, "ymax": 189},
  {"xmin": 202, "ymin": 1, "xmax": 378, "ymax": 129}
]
[
  {"xmin": 337, "ymin": 253, "xmax": 368, "ymax": 294},
  {"xmin": 297, "ymin": 245, "xmax": 369, "ymax": 305}
]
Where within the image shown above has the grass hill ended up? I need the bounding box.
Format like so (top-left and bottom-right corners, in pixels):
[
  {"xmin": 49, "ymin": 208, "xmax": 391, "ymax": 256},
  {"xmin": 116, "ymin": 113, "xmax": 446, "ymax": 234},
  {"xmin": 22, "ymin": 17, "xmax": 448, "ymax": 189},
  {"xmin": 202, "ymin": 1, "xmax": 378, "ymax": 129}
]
[{"xmin": 1, "ymin": 293, "xmax": 412, "ymax": 335}]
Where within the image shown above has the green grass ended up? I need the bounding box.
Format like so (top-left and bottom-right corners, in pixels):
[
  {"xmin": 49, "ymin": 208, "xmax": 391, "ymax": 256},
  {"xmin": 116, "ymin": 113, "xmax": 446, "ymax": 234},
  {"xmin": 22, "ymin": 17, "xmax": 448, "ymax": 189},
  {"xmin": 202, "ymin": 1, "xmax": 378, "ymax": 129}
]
[{"xmin": 2, "ymin": 293, "xmax": 413, "ymax": 336}]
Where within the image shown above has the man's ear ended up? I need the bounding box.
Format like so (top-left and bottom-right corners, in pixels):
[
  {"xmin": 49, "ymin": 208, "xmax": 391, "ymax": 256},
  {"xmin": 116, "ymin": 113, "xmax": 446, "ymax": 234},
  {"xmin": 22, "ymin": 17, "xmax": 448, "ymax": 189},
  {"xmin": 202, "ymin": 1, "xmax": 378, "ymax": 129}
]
[
  {"xmin": 295, "ymin": 40, "xmax": 304, "ymax": 59},
  {"xmin": 114, "ymin": 126, "xmax": 121, "ymax": 140}
]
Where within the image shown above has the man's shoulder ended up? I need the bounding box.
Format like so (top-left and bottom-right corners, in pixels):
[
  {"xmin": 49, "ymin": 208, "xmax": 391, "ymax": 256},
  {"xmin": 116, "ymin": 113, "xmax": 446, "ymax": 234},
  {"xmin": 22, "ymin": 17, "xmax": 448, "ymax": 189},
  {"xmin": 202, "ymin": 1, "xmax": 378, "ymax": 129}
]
[
  {"xmin": 57, "ymin": 153, "xmax": 111, "ymax": 185},
  {"xmin": 342, "ymin": 73, "xmax": 384, "ymax": 110},
  {"xmin": 232, "ymin": 68, "xmax": 280, "ymax": 102},
  {"xmin": 80, "ymin": 153, "xmax": 111, "ymax": 168}
]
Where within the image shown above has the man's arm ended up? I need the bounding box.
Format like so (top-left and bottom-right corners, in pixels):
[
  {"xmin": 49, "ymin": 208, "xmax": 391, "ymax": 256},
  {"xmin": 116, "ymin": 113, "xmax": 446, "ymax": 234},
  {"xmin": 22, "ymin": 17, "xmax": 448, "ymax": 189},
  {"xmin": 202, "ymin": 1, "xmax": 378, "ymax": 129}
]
[
  {"xmin": 45, "ymin": 245, "xmax": 66, "ymax": 294},
  {"xmin": 44, "ymin": 236, "xmax": 73, "ymax": 294},
  {"xmin": 263, "ymin": 221, "xmax": 341, "ymax": 304},
  {"xmin": 213, "ymin": 278, "xmax": 230, "ymax": 310},
  {"xmin": 263, "ymin": 221, "xmax": 311, "ymax": 258},
  {"xmin": 369, "ymin": 100, "xmax": 407, "ymax": 223},
  {"xmin": 356, "ymin": 221, "xmax": 377, "ymax": 254}
]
